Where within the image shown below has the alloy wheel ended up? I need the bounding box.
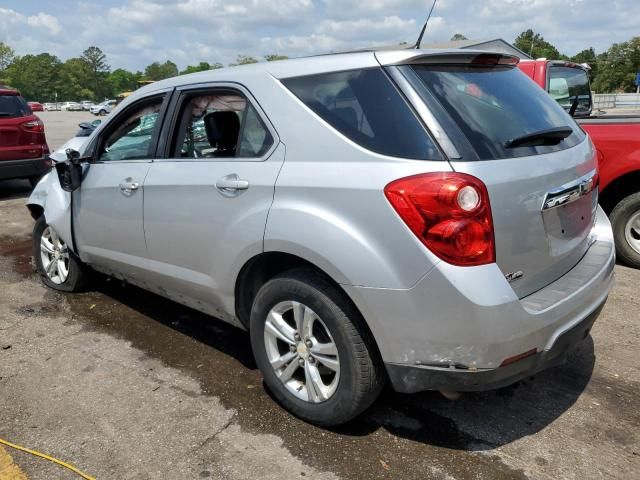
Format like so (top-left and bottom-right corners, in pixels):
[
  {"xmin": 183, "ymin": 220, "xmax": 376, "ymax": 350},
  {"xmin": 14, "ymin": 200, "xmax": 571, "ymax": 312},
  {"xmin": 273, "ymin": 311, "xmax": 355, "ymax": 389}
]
[
  {"xmin": 263, "ymin": 300, "xmax": 340, "ymax": 403},
  {"xmin": 624, "ymin": 211, "xmax": 640, "ymax": 255},
  {"xmin": 40, "ymin": 226, "xmax": 70, "ymax": 285}
]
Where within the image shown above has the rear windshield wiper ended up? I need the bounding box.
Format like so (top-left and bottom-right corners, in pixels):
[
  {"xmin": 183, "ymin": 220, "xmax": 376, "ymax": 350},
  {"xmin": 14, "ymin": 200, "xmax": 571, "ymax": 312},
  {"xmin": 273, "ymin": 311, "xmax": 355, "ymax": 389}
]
[
  {"xmin": 505, "ymin": 127, "xmax": 573, "ymax": 148},
  {"xmin": 0, "ymin": 112, "xmax": 15, "ymax": 117}
]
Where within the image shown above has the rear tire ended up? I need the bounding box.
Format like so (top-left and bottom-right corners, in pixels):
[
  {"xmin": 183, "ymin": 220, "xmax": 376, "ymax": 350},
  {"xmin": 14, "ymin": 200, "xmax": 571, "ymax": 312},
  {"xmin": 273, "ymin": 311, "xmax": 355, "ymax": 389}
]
[
  {"xmin": 610, "ymin": 192, "xmax": 640, "ymax": 269},
  {"xmin": 32, "ymin": 217, "xmax": 89, "ymax": 292},
  {"xmin": 250, "ymin": 269, "xmax": 384, "ymax": 426}
]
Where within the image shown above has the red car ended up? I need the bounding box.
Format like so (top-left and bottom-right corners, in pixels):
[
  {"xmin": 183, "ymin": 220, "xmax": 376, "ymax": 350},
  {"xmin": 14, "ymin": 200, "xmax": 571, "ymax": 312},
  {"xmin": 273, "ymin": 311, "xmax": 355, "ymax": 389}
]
[
  {"xmin": 519, "ymin": 60, "xmax": 640, "ymax": 268},
  {"xmin": 28, "ymin": 101, "xmax": 44, "ymax": 112},
  {"xmin": 0, "ymin": 88, "xmax": 51, "ymax": 186}
]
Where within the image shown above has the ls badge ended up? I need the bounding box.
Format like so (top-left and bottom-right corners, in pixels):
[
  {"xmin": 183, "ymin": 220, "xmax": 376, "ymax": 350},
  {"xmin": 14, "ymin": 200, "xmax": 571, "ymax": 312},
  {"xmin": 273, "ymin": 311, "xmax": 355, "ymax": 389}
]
[{"xmin": 505, "ymin": 271, "xmax": 524, "ymax": 282}]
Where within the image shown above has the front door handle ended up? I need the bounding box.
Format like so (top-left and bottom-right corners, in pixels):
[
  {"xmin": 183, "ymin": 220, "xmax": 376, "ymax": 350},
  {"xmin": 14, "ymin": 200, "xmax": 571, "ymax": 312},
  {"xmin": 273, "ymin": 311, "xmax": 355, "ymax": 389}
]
[
  {"xmin": 216, "ymin": 174, "xmax": 249, "ymax": 195},
  {"xmin": 119, "ymin": 181, "xmax": 140, "ymax": 195}
]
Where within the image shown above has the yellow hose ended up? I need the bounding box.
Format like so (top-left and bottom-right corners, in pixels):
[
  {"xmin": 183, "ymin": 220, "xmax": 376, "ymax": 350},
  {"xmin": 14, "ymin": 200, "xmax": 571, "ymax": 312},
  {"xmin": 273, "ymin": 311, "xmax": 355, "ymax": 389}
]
[{"xmin": 0, "ymin": 437, "xmax": 96, "ymax": 480}]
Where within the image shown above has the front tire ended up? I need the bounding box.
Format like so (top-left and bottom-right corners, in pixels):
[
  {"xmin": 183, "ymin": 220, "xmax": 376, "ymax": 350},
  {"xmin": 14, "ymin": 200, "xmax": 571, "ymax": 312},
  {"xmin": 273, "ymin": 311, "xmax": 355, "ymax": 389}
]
[
  {"xmin": 32, "ymin": 217, "xmax": 89, "ymax": 291},
  {"xmin": 250, "ymin": 269, "xmax": 384, "ymax": 426},
  {"xmin": 610, "ymin": 192, "xmax": 640, "ymax": 269}
]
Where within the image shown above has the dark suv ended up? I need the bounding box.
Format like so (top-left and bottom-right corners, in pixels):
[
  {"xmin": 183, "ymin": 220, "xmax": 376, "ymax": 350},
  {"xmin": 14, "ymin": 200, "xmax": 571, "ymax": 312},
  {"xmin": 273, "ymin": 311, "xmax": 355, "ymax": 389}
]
[{"xmin": 0, "ymin": 87, "xmax": 50, "ymax": 186}]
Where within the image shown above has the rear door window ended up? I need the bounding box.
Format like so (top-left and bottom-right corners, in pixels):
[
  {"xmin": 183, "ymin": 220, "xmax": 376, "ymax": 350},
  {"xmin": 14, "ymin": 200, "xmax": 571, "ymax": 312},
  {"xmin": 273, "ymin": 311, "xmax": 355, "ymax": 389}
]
[
  {"xmin": 408, "ymin": 65, "xmax": 585, "ymax": 160},
  {"xmin": 0, "ymin": 95, "xmax": 31, "ymax": 118},
  {"xmin": 283, "ymin": 68, "xmax": 442, "ymax": 160},
  {"xmin": 171, "ymin": 92, "xmax": 274, "ymax": 159}
]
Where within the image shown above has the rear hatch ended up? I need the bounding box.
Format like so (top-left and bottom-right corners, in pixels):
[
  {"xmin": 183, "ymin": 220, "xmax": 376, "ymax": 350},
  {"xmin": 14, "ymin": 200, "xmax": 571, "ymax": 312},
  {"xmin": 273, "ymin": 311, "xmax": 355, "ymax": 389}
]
[
  {"xmin": 0, "ymin": 91, "xmax": 46, "ymax": 161},
  {"xmin": 396, "ymin": 56, "xmax": 597, "ymax": 298}
]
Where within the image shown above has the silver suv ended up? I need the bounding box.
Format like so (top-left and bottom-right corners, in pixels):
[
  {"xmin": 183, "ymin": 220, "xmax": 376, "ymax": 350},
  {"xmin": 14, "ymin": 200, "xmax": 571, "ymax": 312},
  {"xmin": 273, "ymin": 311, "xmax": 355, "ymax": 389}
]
[{"xmin": 28, "ymin": 49, "xmax": 615, "ymax": 426}]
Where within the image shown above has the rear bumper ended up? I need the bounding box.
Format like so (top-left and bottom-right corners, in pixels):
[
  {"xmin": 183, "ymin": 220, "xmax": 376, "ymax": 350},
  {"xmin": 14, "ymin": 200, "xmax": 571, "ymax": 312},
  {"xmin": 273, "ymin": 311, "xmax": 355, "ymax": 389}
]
[
  {"xmin": 385, "ymin": 301, "xmax": 603, "ymax": 393},
  {"xmin": 343, "ymin": 205, "xmax": 615, "ymax": 392},
  {"xmin": 0, "ymin": 157, "xmax": 50, "ymax": 181}
]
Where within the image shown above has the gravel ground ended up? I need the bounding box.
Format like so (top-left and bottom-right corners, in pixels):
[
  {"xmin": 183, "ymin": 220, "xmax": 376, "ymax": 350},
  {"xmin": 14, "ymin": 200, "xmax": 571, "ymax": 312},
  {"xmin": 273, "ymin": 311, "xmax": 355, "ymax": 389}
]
[{"xmin": 0, "ymin": 112, "xmax": 638, "ymax": 479}]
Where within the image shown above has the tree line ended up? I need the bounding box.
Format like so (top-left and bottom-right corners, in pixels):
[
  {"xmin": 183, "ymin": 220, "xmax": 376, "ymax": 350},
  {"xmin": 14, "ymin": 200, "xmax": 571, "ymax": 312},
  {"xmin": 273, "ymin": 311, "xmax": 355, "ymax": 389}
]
[
  {"xmin": 449, "ymin": 30, "xmax": 640, "ymax": 93},
  {"xmin": 1, "ymin": 29, "xmax": 639, "ymax": 102},
  {"xmin": 0, "ymin": 43, "xmax": 288, "ymax": 102}
]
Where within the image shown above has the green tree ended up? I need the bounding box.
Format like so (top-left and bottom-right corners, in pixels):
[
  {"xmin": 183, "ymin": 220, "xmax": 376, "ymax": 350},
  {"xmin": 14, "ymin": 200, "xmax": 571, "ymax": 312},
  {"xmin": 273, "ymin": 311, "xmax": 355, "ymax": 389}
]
[
  {"xmin": 81, "ymin": 46, "xmax": 110, "ymax": 99},
  {"xmin": 592, "ymin": 37, "xmax": 640, "ymax": 93},
  {"xmin": 450, "ymin": 33, "xmax": 468, "ymax": 41},
  {"xmin": 571, "ymin": 47, "xmax": 598, "ymax": 84},
  {"xmin": 229, "ymin": 55, "xmax": 258, "ymax": 66},
  {"xmin": 0, "ymin": 42, "xmax": 15, "ymax": 74},
  {"xmin": 264, "ymin": 54, "xmax": 288, "ymax": 62},
  {"xmin": 59, "ymin": 57, "xmax": 94, "ymax": 100},
  {"xmin": 144, "ymin": 60, "xmax": 179, "ymax": 80},
  {"xmin": 108, "ymin": 68, "xmax": 139, "ymax": 96},
  {"xmin": 514, "ymin": 29, "xmax": 562, "ymax": 59},
  {"xmin": 180, "ymin": 61, "xmax": 213, "ymax": 75},
  {"xmin": 5, "ymin": 53, "xmax": 62, "ymax": 101}
]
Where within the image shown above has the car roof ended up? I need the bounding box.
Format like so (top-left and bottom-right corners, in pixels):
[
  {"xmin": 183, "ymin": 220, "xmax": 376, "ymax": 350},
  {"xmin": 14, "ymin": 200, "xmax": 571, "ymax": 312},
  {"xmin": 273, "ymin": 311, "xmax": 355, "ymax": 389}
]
[
  {"xmin": 0, "ymin": 88, "xmax": 20, "ymax": 96},
  {"xmin": 128, "ymin": 48, "xmax": 513, "ymax": 102}
]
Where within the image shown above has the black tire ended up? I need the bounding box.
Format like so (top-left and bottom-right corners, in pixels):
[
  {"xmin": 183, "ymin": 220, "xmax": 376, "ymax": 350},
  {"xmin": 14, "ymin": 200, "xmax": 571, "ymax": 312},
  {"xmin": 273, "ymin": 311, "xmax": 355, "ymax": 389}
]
[
  {"xmin": 610, "ymin": 192, "xmax": 640, "ymax": 269},
  {"xmin": 32, "ymin": 216, "xmax": 89, "ymax": 292},
  {"xmin": 250, "ymin": 269, "xmax": 384, "ymax": 426}
]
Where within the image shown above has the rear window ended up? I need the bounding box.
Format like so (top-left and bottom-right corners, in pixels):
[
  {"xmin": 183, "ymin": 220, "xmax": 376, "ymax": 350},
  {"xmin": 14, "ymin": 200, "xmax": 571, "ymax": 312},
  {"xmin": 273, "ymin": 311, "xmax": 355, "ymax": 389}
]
[
  {"xmin": 283, "ymin": 68, "xmax": 442, "ymax": 160},
  {"xmin": 409, "ymin": 65, "xmax": 584, "ymax": 160},
  {"xmin": 0, "ymin": 95, "xmax": 31, "ymax": 118},
  {"xmin": 548, "ymin": 66, "xmax": 592, "ymax": 115}
]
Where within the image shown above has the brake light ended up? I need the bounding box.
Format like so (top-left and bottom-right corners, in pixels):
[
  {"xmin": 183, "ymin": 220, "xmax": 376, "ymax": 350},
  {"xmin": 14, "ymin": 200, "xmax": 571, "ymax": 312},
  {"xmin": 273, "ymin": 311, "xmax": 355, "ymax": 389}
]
[
  {"xmin": 384, "ymin": 172, "xmax": 495, "ymax": 266},
  {"xmin": 471, "ymin": 53, "xmax": 520, "ymax": 66},
  {"xmin": 21, "ymin": 119, "xmax": 45, "ymax": 133}
]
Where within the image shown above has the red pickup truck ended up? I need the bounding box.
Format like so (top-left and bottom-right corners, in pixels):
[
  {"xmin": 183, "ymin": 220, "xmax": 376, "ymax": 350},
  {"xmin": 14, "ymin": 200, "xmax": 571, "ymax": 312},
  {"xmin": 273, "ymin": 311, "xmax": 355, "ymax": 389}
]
[
  {"xmin": 519, "ymin": 60, "xmax": 640, "ymax": 268},
  {"xmin": 0, "ymin": 87, "xmax": 50, "ymax": 187}
]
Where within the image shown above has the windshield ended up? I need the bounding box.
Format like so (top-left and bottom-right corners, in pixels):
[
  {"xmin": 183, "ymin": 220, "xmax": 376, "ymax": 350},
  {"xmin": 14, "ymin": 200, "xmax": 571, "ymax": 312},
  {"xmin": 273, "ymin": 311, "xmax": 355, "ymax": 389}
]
[
  {"xmin": 408, "ymin": 65, "xmax": 585, "ymax": 160},
  {"xmin": 548, "ymin": 66, "xmax": 592, "ymax": 115}
]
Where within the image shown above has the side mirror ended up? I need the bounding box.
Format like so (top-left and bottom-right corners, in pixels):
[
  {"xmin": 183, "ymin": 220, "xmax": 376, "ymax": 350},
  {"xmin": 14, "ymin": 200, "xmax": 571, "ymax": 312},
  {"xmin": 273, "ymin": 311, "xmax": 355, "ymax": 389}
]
[{"xmin": 55, "ymin": 149, "xmax": 84, "ymax": 192}]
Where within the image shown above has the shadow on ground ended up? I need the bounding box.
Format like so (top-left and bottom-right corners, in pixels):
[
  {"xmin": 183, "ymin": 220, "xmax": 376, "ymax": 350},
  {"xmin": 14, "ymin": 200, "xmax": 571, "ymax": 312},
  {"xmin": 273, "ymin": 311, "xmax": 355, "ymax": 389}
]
[
  {"xmin": 70, "ymin": 275, "xmax": 594, "ymax": 451},
  {"xmin": 0, "ymin": 179, "xmax": 32, "ymax": 201},
  {"xmin": 3, "ymin": 237, "xmax": 597, "ymax": 479}
]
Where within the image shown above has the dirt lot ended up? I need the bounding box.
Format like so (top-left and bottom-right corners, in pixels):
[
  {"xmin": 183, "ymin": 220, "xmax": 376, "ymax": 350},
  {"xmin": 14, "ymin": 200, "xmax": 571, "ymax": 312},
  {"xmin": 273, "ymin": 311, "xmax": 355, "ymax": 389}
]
[{"xmin": 0, "ymin": 112, "xmax": 639, "ymax": 479}]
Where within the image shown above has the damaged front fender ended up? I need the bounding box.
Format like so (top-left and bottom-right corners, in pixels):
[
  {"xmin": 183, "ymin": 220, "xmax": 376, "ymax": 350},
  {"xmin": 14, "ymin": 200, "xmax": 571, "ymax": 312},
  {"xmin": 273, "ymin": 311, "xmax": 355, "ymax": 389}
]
[{"xmin": 26, "ymin": 170, "xmax": 75, "ymax": 252}]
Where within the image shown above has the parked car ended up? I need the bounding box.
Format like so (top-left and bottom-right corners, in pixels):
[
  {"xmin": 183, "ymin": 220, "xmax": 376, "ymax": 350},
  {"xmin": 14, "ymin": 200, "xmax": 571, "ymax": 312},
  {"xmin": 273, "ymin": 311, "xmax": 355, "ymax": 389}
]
[
  {"xmin": 519, "ymin": 59, "xmax": 640, "ymax": 268},
  {"xmin": 75, "ymin": 119, "xmax": 101, "ymax": 137},
  {"xmin": 43, "ymin": 103, "xmax": 59, "ymax": 111},
  {"xmin": 80, "ymin": 100, "xmax": 95, "ymax": 111},
  {"xmin": 28, "ymin": 101, "xmax": 44, "ymax": 112},
  {"xmin": 90, "ymin": 100, "xmax": 116, "ymax": 116},
  {"xmin": 28, "ymin": 50, "xmax": 615, "ymax": 425},
  {"xmin": 0, "ymin": 87, "xmax": 50, "ymax": 186},
  {"xmin": 60, "ymin": 101, "xmax": 83, "ymax": 111}
]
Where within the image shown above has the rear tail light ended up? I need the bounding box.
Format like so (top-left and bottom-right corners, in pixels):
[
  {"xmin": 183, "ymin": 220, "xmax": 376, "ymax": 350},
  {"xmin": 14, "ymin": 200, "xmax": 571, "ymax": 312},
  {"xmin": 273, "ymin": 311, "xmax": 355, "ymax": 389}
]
[
  {"xmin": 384, "ymin": 172, "xmax": 496, "ymax": 266},
  {"xmin": 21, "ymin": 119, "xmax": 45, "ymax": 133}
]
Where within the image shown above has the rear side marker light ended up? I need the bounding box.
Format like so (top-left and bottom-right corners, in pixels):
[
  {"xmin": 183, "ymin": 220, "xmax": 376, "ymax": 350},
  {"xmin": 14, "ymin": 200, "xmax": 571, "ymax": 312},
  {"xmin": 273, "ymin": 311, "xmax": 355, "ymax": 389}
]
[
  {"xmin": 384, "ymin": 172, "xmax": 496, "ymax": 266},
  {"xmin": 500, "ymin": 349, "xmax": 537, "ymax": 367}
]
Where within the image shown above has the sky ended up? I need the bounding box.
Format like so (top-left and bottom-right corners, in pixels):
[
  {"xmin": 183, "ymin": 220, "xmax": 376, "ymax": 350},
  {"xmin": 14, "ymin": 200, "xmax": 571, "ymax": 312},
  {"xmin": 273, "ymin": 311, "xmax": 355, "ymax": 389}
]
[{"xmin": 0, "ymin": 0, "xmax": 638, "ymax": 71}]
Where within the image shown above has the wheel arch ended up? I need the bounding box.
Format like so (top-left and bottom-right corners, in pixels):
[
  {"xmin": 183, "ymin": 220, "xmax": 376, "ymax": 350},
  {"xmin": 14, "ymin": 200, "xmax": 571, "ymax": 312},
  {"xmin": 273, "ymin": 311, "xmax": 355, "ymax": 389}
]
[
  {"xmin": 234, "ymin": 251, "xmax": 384, "ymax": 366},
  {"xmin": 600, "ymin": 170, "xmax": 640, "ymax": 214}
]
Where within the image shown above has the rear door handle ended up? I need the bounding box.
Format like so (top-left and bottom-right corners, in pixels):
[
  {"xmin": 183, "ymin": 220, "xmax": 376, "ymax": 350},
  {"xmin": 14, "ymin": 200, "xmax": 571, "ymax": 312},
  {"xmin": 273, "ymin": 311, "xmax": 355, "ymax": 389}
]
[{"xmin": 216, "ymin": 174, "xmax": 249, "ymax": 194}]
